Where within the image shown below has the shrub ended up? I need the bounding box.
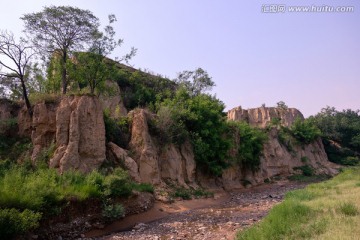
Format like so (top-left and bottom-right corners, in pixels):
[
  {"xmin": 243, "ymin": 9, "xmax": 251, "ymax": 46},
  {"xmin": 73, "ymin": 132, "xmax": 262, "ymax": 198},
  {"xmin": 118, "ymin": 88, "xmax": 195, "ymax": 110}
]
[
  {"xmin": 103, "ymin": 110, "xmax": 131, "ymax": 148},
  {"xmin": 294, "ymin": 165, "xmax": 315, "ymax": 176},
  {"xmin": 229, "ymin": 121, "xmax": 267, "ymax": 171},
  {"xmin": 132, "ymin": 183, "xmax": 154, "ymax": 193},
  {"xmin": 103, "ymin": 168, "xmax": 133, "ymax": 197},
  {"xmin": 102, "ymin": 203, "xmax": 125, "ymax": 220},
  {"xmin": 290, "ymin": 118, "xmax": 321, "ymax": 144},
  {"xmin": 0, "ymin": 208, "xmax": 42, "ymax": 239}
]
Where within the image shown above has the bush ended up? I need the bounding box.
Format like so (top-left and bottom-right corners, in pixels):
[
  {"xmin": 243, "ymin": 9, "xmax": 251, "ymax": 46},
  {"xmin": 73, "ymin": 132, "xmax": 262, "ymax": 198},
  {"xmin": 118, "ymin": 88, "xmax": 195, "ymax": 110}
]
[
  {"xmin": 290, "ymin": 118, "xmax": 321, "ymax": 144},
  {"xmin": 102, "ymin": 203, "xmax": 125, "ymax": 220},
  {"xmin": 103, "ymin": 110, "xmax": 130, "ymax": 148},
  {"xmin": 229, "ymin": 121, "xmax": 267, "ymax": 171},
  {"xmin": 103, "ymin": 168, "xmax": 133, "ymax": 197},
  {"xmin": 0, "ymin": 208, "xmax": 42, "ymax": 239},
  {"xmin": 294, "ymin": 165, "xmax": 315, "ymax": 176}
]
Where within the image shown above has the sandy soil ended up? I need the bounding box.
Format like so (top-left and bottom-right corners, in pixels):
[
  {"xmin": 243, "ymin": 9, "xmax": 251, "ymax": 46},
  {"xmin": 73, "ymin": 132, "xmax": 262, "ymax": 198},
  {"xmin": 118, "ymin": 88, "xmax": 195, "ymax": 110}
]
[{"xmin": 85, "ymin": 180, "xmax": 308, "ymax": 240}]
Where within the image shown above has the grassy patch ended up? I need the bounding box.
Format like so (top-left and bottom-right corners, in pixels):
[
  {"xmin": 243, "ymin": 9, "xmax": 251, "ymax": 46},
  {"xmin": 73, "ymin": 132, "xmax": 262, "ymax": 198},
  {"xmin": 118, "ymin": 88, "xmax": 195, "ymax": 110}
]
[
  {"xmin": 0, "ymin": 165, "xmax": 154, "ymax": 237},
  {"xmin": 237, "ymin": 167, "xmax": 360, "ymax": 240},
  {"xmin": 171, "ymin": 186, "xmax": 213, "ymax": 200}
]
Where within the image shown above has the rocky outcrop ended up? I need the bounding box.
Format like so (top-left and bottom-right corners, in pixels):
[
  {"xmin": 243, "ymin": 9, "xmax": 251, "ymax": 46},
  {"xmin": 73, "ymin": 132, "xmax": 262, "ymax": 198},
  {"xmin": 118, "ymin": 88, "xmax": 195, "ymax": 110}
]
[
  {"xmin": 49, "ymin": 96, "xmax": 106, "ymax": 173},
  {"xmin": 107, "ymin": 142, "xmax": 141, "ymax": 182},
  {"xmin": 218, "ymin": 106, "xmax": 338, "ymax": 189},
  {"xmin": 128, "ymin": 109, "xmax": 197, "ymax": 187},
  {"xmin": 220, "ymin": 128, "xmax": 338, "ymax": 189},
  {"xmin": 31, "ymin": 102, "xmax": 57, "ymax": 161},
  {"xmin": 129, "ymin": 109, "xmax": 161, "ymax": 184},
  {"xmin": 159, "ymin": 141, "xmax": 196, "ymax": 187},
  {"xmin": 227, "ymin": 106, "xmax": 304, "ymax": 128}
]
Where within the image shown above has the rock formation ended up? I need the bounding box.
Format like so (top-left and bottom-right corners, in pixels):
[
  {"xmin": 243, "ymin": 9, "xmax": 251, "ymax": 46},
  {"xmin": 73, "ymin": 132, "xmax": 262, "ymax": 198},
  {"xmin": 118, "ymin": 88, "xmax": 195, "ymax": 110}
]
[
  {"xmin": 107, "ymin": 142, "xmax": 141, "ymax": 182},
  {"xmin": 218, "ymin": 106, "xmax": 338, "ymax": 189},
  {"xmin": 227, "ymin": 106, "xmax": 304, "ymax": 128},
  {"xmin": 128, "ymin": 109, "xmax": 197, "ymax": 187},
  {"xmin": 31, "ymin": 102, "xmax": 57, "ymax": 161},
  {"xmin": 49, "ymin": 96, "xmax": 106, "ymax": 173}
]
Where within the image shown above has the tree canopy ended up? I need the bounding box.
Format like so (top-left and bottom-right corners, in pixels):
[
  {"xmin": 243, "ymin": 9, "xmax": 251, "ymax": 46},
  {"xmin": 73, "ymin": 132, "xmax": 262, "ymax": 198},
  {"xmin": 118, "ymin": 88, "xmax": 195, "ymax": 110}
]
[{"xmin": 22, "ymin": 6, "xmax": 100, "ymax": 94}]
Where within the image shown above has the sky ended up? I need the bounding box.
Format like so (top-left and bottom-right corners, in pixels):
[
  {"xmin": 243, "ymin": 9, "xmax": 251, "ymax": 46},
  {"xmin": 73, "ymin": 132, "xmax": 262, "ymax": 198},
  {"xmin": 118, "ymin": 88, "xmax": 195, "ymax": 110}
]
[{"xmin": 0, "ymin": 0, "xmax": 359, "ymax": 117}]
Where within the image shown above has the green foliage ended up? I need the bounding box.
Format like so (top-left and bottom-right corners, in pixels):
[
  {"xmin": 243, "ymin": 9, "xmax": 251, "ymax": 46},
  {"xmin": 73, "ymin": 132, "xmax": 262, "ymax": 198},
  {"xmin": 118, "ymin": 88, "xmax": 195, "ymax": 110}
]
[
  {"xmin": 157, "ymin": 87, "xmax": 231, "ymax": 176},
  {"xmin": 115, "ymin": 68, "xmax": 175, "ymax": 110},
  {"xmin": 294, "ymin": 165, "xmax": 315, "ymax": 176},
  {"xmin": 0, "ymin": 208, "xmax": 42, "ymax": 239},
  {"xmin": 175, "ymin": 68, "xmax": 215, "ymax": 96},
  {"xmin": 277, "ymin": 127, "xmax": 295, "ymax": 152},
  {"xmin": 290, "ymin": 118, "xmax": 321, "ymax": 144},
  {"xmin": 337, "ymin": 202, "xmax": 358, "ymax": 216},
  {"xmin": 103, "ymin": 109, "xmax": 130, "ymax": 148},
  {"xmin": 310, "ymin": 107, "xmax": 360, "ymax": 165},
  {"xmin": 276, "ymin": 101, "xmax": 288, "ymax": 110},
  {"xmin": 102, "ymin": 203, "xmax": 125, "ymax": 220},
  {"xmin": 103, "ymin": 168, "xmax": 133, "ymax": 197},
  {"xmin": 131, "ymin": 183, "xmax": 154, "ymax": 193},
  {"xmin": 229, "ymin": 121, "xmax": 267, "ymax": 171},
  {"xmin": 171, "ymin": 186, "xmax": 213, "ymax": 200},
  {"xmin": 237, "ymin": 200, "xmax": 313, "ymax": 240}
]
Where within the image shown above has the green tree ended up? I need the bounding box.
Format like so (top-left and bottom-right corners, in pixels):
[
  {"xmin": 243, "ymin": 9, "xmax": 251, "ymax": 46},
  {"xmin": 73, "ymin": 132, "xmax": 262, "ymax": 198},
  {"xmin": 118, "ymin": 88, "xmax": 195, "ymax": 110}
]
[
  {"xmin": 0, "ymin": 30, "xmax": 35, "ymax": 115},
  {"xmin": 289, "ymin": 118, "xmax": 321, "ymax": 144},
  {"xmin": 22, "ymin": 6, "xmax": 100, "ymax": 94},
  {"xmin": 175, "ymin": 68, "xmax": 215, "ymax": 96},
  {"xmin": 68, "ymin": 15, "xmax": 136, "ymax": 95},
  {"xmin": 157, "ymin": 86, "xmax": 230, "ymax": 176}
]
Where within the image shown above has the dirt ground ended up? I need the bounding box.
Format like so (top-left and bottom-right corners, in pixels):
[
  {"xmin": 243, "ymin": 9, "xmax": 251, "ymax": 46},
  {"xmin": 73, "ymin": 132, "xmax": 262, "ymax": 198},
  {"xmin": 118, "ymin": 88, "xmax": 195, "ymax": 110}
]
[{"xmin": 84, "ymin": 180, "xmax": 308, "ymax": 240}]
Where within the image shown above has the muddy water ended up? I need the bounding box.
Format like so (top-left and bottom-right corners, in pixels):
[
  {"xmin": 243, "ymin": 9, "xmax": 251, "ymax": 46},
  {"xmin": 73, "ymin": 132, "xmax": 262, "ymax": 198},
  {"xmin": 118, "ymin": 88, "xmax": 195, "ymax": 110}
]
[{"xmin": 85, "ymin": 191, "xmax": 230, "ymax": 238}]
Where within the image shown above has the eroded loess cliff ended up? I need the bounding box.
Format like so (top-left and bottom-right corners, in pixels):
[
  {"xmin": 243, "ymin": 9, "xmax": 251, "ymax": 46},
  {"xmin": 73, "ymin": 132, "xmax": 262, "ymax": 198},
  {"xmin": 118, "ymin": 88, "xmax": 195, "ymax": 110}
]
[{"xmin": 4, "ymin": 98, "xmax": 339, "ymax": 190}]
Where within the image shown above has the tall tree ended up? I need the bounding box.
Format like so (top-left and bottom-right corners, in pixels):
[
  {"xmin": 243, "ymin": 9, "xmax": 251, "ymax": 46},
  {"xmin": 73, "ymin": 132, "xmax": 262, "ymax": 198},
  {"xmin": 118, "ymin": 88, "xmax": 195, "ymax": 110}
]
[
  {"xmin": 68, "ymin": 14, "xmax": 136, "ymax": 95},
  {"xmin": 21, "ymin": 6, "xmax": 100, "ymax": 94},
  {"xmin": 0, "ymin": 30, "xmax": 35, "ymax": 115},
  {"xmin": 175, "ymin": 68, "xmax": 215, "ymax": 96}
]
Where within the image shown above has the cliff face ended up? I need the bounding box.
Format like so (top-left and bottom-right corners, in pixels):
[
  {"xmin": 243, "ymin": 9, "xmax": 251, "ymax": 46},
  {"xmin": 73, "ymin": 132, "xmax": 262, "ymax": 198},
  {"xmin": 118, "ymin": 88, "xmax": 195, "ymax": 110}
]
[
  {"xmin": 15, "ymin": 96, "xmax": 106, "ymax": 173},
  {"xmin": 49, "ymin": 96, "xmax": 106, "ymax": 173},
  {"xmin": 227, "ymin": 106, "xmax": 304, "ymax": 128},
  {"xmin": 128, "ymin": 109, "xmax": 196, "ymax": 186},
  {"xmin": 218, "ymin": 106, "xmax": 338, "ymax": 189},
  {"xmin": 7, "ymin": 99, "xmax": 338, "ymax": 189}
]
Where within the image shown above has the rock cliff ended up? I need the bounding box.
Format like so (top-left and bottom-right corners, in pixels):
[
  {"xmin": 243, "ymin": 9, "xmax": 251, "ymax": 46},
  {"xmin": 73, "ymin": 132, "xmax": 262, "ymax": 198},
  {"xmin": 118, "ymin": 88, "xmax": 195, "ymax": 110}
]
[
  {"xmin": 128, "ymin": 109, "xmax": 197, "ymax": 187},
  {"xmin": 219, "ymin": 106, "xmax": 338, "ymax": 189},
  {"xmin": 49, "ymin": 96, "xmax": 106, "ymax": 173},
  {"xmin": 227, "ymin": 106, "xmax": 304, "ymax": 128},
  {"xmin": 6, "ymin": 98, "xmax": 338, "ymax": 190}
]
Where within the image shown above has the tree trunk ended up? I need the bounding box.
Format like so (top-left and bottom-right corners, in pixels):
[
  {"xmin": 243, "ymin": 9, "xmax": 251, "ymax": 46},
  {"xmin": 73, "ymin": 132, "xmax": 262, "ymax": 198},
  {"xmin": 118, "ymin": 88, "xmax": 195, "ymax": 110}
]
[
  {"xmin": 61, "ymin": 51, "xmax": 68, "ymax": 94},
  {"xmin": 20, "ymin": 76, "xmax": 32, "ymax": 117}
]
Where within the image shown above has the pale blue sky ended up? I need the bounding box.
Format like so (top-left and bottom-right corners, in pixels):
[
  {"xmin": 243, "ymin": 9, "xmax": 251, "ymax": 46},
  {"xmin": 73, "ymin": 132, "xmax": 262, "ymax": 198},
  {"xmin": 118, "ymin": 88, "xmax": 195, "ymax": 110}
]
[{"xmin": 0, "ymin": 0, "xmax": 359, "ymax": 116}]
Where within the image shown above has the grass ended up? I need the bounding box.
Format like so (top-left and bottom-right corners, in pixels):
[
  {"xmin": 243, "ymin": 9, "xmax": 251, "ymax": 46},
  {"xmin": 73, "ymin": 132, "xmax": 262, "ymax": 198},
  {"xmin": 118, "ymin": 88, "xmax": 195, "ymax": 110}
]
[
  {"xmin": 0, "ymin": 164, "xmax": 154, "ymax": 238},
  {"xmin": 172, "ymin": 186, "xmax": 214, "ymax": 200},
  {"xmin": 237, "ymin": 167, "xmax": 360, "ymax": 240}
]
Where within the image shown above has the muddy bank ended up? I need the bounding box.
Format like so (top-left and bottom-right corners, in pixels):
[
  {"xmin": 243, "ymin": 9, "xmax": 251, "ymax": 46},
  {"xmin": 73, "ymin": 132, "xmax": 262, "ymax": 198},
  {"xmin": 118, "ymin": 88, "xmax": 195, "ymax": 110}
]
[{"xmin": 88, "ymin": 180, "xmax": 308, "ymax": 240}]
